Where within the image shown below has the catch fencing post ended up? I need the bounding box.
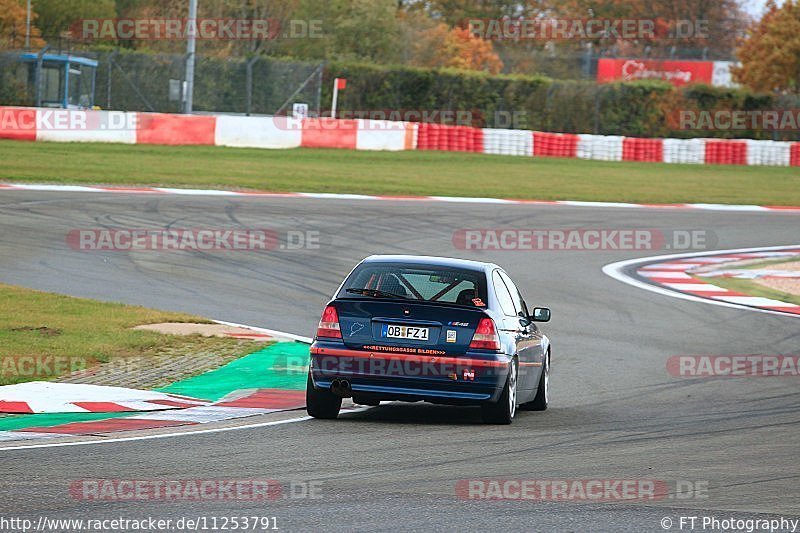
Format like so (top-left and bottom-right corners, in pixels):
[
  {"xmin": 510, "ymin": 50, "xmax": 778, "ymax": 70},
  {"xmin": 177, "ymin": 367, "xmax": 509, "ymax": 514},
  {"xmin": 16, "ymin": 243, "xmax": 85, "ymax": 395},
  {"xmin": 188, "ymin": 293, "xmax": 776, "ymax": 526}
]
[
  {"xmin": 184, "ymin": 0, "xmax": 198, "ymax": 114},
  {"xmin": 245, "ymin": 56, "xmax": 259, "ymax": 116},
  {"xmin": 34, "ymin": 45, "xmax": 50, "ymax": 107},
  {"xmin": 25, "ymin": 0, "xmax": 31, "ymax": 49},
  {"xmin": 315, "ymin": 63, "xmax": 324, "ymax": 117},
  {"xmin": 106, "ymin": 50, "xmax": 117, "ymax": 109}
]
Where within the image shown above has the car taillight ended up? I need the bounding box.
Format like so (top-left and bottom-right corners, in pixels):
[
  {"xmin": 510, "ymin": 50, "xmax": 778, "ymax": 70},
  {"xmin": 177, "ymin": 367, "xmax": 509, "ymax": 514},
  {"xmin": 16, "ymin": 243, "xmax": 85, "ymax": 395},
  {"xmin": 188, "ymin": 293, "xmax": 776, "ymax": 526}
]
[
  {"xmin": 469, "ymin": 317, "xmax": 501, "ymax": 351},
  {"xmin": 316, "ymin": 305, "xmax": 342, "ymax": 339}
]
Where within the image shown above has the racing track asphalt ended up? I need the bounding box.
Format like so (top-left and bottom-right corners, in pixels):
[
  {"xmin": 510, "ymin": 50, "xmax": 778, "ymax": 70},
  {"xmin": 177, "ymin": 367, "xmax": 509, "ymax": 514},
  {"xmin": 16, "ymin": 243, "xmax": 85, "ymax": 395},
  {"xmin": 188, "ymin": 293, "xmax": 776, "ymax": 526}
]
[{"xmin": 0, "ymin": 191, "xmax": 798, "ymax": 532}]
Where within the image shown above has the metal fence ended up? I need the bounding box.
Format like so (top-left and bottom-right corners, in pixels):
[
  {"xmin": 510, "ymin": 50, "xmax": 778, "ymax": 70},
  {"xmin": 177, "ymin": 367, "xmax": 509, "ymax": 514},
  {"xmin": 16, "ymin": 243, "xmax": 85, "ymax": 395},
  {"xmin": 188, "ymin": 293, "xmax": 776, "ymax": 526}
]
[
  {"xmin": 0, "ymin": 49, "xmax": 324, "ymax": 116},
  {"xmin": 97, "ymin": 51, "xmax": 323, "ymax": 115},
  {"xmin": 0, "ymin": 53, "xmax": 27, "ymax": 105}
]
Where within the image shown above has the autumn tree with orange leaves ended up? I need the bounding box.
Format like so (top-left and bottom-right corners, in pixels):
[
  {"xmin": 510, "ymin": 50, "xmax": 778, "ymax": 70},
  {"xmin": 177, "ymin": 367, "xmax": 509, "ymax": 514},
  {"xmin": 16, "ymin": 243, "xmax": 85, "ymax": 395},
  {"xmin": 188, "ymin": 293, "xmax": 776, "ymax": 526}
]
[
  {"xmin": 733, "ymin": 0, "xmax": 800, "ymax": 94},
  {"xmin": 445, "ymin": 27, "xmax": 503, "ymax": 73},
  {"xmin": 410, "ymin": 22, "xmax": 503, "ymax": 74},
  {"xmin": 0, "ymin": 0, "xmax": 44, "ymax": 48}
]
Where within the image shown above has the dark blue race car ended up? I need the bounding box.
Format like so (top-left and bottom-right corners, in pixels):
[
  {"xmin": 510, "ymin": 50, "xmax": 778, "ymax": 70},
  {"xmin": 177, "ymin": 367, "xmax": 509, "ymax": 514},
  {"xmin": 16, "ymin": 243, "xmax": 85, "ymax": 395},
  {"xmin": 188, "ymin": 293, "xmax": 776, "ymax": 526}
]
[{"xmin": 307, "ymin": 255, "xmax": 552, "ymax": 424}]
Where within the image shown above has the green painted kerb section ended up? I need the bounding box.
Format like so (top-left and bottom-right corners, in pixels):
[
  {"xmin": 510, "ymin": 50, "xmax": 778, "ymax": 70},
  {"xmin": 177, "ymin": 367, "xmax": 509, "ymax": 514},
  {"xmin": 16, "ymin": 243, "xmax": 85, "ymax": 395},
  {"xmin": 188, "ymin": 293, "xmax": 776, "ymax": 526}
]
[
  {"xmin": 158, "ymin": 342, "xmax": 309, "ymax": 401},
  {"xmin": 0, "ymin": 412, "xmax": 132, "ymax": 432},
  {"xmin": 0, "ymin": 342, "xmax": 310, "ymax": 432}
]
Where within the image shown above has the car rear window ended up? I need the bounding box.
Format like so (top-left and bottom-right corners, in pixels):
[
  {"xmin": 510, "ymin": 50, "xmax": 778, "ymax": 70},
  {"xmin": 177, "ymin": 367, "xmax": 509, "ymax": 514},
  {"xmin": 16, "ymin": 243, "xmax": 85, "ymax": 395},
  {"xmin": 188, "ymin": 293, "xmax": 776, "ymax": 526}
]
[{"xmin": 338, "ymin": 263, "xmax": 488, "ymax": 306}]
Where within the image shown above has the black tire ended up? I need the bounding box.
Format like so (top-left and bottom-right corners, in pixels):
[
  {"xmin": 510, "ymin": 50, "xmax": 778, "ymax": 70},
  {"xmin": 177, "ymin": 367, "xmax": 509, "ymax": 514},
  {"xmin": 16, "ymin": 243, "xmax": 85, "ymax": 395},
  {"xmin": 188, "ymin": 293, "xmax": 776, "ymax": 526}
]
[
  {"xmin": 481, "ymin": 360, "xmax": 517, "ymax": 425},
  {"xmin": 520, "ymin": 350, "xmax": 549, "ymax": 411},
  {"xmin": 306, "ymin": 372, "xmax": 342, "ymax": 419}
]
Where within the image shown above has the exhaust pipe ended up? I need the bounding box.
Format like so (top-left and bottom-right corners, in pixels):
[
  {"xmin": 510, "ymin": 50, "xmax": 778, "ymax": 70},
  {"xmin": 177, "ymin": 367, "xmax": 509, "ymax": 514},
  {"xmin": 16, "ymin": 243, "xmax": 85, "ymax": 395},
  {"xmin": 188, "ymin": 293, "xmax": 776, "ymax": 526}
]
[{"xmin": 330, "ymin": 379, "xmax": 352, "ymax": 398}]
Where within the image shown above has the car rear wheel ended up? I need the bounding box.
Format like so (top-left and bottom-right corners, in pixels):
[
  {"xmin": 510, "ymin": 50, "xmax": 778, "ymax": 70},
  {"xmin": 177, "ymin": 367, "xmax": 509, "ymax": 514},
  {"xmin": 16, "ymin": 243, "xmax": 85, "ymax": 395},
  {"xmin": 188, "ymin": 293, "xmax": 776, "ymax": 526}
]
[
  {"xmin": 306, "ymin": 372, "xmax": 342, "ymax": 419},
  {"xmin": 481, "ymin": 360, "xmax": 517, "ymax": 425},
  {"xmin": 520, "ymin": 350, "xmax": 549, "ymax": 411}
]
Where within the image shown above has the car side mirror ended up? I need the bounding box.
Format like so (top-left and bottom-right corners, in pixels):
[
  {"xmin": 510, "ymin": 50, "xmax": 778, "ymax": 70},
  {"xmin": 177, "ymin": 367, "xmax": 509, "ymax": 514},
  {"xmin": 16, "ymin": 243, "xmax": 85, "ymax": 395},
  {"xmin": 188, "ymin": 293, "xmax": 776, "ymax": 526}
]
[{"xmin": 530, "ymin": 307, "xmax": 551, "ymax": 322}]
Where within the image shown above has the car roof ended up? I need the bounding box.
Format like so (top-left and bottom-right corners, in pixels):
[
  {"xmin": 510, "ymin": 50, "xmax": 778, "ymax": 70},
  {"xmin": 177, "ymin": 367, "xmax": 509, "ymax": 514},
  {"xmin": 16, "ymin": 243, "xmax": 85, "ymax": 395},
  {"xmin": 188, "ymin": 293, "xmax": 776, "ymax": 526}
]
[{"xmin": 361, "ymin": 254, "xmax": 500, "ymax": 273}]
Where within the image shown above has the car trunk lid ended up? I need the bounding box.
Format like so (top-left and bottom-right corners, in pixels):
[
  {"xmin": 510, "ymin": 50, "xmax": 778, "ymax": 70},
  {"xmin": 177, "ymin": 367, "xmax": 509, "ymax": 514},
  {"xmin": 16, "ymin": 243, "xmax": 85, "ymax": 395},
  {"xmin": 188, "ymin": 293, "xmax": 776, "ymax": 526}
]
[{"xmin": 335, "ymin": 299, "xmax": 486, "ymax": 354}]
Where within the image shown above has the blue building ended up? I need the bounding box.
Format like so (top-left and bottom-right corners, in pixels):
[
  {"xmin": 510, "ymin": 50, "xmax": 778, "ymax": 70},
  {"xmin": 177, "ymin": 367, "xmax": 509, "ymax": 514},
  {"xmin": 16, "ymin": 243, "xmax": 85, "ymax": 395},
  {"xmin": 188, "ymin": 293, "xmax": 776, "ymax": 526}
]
[{"xmin": 11, "ymin": 52, "xmax": 98, "ymax": 109}]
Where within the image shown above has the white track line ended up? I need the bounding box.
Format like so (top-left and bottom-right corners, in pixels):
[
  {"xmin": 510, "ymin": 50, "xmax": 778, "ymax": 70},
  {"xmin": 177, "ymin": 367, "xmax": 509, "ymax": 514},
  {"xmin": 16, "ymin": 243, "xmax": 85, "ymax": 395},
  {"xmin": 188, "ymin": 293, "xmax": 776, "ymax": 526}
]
[
  {"xmin": 0, "ymin": 415, "xmax": 312, "ymax": 452},
  {"xmin": 602, "ymin": 245, "xmax": 800, "ymax": 318},
  {"xmin": 2, "ymin": 183, "xmax": 800, "ymax": 213},
  {"xmin": 213, "ymin": 320, "xmax": 313, "ymax": 344}
]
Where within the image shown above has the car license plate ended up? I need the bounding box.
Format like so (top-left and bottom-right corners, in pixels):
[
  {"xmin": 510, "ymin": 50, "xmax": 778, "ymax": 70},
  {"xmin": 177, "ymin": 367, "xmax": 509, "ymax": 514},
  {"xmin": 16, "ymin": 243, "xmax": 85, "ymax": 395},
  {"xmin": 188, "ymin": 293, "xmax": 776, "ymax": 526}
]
[{"xmin": 382, "ymin": 324, "xmax": 429, "ymax": 340}]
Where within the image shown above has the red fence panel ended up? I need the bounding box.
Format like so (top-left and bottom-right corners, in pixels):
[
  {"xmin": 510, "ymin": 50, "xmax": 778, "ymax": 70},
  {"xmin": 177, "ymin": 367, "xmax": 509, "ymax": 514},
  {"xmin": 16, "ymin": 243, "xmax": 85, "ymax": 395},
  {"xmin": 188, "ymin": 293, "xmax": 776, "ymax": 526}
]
[
  {"xmin": 416, "ymin": 123, "xmax": 483, "ymax": 152},
  {"xmin": 301, "ymin": 118, "xmax": 358, "ymax": 149},
  {"xmin": 704, "ymin": 140, "xmax": 747, "ymax": 165},
  {"xmin": 0, "ymin": 107, "xmax": 37, "ymax": 141},
  {"xmin": 470, "ymin": 127, "xmax": 484, "ymax": 153},
  {"xmin": 533, "ymin": 132, "xmax": 579, "ymax": 157},
  {"xmin": 622, "ymin": 137, "xmax": 664, "ymax": 162},
  {"xmin": 416, "ymin": 122, "xmax": 430, "ymax": 150},
  {"xmin": 791, "ymin": 143, "xmax": 800, "ymax": 167},
  {"xmin": 136, "ymin": 113, "xmax": 216, "ymax": 145}
]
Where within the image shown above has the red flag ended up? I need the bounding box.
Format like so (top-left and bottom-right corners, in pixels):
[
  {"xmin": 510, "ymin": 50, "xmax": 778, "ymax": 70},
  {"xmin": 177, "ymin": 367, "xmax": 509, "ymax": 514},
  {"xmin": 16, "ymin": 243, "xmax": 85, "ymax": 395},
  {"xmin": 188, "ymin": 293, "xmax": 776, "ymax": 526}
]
[{"xmin": 336, "ymin": 78, "xmax": 347, "ymax": 90}]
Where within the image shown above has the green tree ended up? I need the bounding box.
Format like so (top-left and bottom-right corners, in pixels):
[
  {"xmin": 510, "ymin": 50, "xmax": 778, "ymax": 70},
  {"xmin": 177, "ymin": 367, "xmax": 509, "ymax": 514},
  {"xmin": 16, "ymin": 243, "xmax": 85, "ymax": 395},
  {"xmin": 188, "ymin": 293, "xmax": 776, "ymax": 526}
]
[
  {"xmin": 332, "ymin": 0, "xmax": 402, "ymax": 62},
  {"xmin": 416, "ymin": 0, "xmax": 529, "ymax": 27},
  {"xmin": 289, "ymin": 0, "xmax": 403, "ymax": 63},
  {"xmin": 32, "ymin": 0, "xmax": 116, "ymax": 38}
]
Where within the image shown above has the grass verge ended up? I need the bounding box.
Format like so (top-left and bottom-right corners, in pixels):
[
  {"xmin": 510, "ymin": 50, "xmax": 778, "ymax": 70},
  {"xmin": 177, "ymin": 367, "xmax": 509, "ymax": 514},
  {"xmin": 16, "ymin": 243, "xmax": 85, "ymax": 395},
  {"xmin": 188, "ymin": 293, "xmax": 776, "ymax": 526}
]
[
  {"xmin": 0, "ymin": 283, "xmax": 261, "ymax": 386},
  {"xmin": 692, "ymin": 276, "xmax": 800, "ymax": 307},
  {"xmin": 694, "ymin": 257, "xmax": 800, "ymax": 307},
  {"xmin": 726, "ymin": 257, "xmax": 800, "ymax": 270},
  {"xmin": 1, "ymin": 140, "xmax": 798, "ymax": 205}
]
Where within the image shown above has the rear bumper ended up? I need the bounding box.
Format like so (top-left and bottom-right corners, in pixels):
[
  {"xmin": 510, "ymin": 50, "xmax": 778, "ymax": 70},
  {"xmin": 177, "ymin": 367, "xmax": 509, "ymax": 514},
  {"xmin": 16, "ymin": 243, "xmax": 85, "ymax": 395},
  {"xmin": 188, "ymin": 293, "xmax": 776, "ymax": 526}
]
[{"xmin": 309, "ymin": 340, "xmax": 511, "ymax": 404}]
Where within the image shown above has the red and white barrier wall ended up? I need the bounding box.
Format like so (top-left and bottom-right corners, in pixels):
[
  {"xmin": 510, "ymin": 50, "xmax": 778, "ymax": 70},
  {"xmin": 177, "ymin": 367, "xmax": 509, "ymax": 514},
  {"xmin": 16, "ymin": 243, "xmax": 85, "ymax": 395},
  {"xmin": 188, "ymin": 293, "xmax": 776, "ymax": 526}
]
[{"xmin": 1, "ymin": 106, "xmax": 798, "ymax": 167}]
